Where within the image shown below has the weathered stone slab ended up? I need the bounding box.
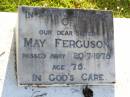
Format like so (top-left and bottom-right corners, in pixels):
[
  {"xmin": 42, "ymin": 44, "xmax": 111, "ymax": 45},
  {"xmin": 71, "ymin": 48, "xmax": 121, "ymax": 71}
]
[{"xmin": 17, "ymin": 6, "xmax": 115, "ymax": 85}]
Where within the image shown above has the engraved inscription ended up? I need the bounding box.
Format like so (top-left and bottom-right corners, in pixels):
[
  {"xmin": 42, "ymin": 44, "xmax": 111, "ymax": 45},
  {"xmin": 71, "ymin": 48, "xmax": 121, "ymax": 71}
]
[{"xmin": 17, "ymin": 6, "xmax": 115, "ymax": 85}]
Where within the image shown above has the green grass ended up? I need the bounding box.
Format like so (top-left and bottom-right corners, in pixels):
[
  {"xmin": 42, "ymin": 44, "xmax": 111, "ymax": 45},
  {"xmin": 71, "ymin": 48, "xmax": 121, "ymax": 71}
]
[{"xmin": 0, "ymin": 0, "xmax": 130, "ymax": 17}]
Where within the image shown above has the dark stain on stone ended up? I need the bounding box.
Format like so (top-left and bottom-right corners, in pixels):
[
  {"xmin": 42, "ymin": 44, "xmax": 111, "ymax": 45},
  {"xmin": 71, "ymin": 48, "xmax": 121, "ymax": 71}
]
[
  {"xmin": 32, "ymin": 7, "xmax": 47, "ymax": 16},
  {"xmin": 88, "ymin": 10, "xmax": 96, "ymax": 15},
  {"xmin": 31, "ymin": 91, "xmax": 47, "ymax": 97},
  {"xmin": 0, "ymin": 51, "xmax": 5, "ymax": 57},
  {"xmin": 101, "ymin": 12, "xmax": 114, "ymax": 55},
  {"xmin": 66, "ymin": 9, "xmax": 74, "ymax": 17},
  {"xmin": 71, "ymin": 88, "xmax": 80, "ymax": 93},
  {"xmin": 21, "ymin": 7, "xmax": 28, "ymax": 13},
  {"xmin": 21, "ymin": 7, "xmax": 114, "ymax": 56},
  {"xmin": 33, "ymin": 8, "xmax": 39, "ymax": 16},
  {"xmin": 24, "ymin": 86, "xmax": 28, "ymax": 89},
  {"xmin": 83, "ymin": 86, "xmax": 93, "ymax": 97}
]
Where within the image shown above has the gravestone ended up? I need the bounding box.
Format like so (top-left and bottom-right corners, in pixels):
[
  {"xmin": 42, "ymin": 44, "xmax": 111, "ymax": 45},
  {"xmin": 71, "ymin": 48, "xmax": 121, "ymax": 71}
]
[{"xmin": 17, "ymin": 6, "xmax": 115, "ymax": 85}]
